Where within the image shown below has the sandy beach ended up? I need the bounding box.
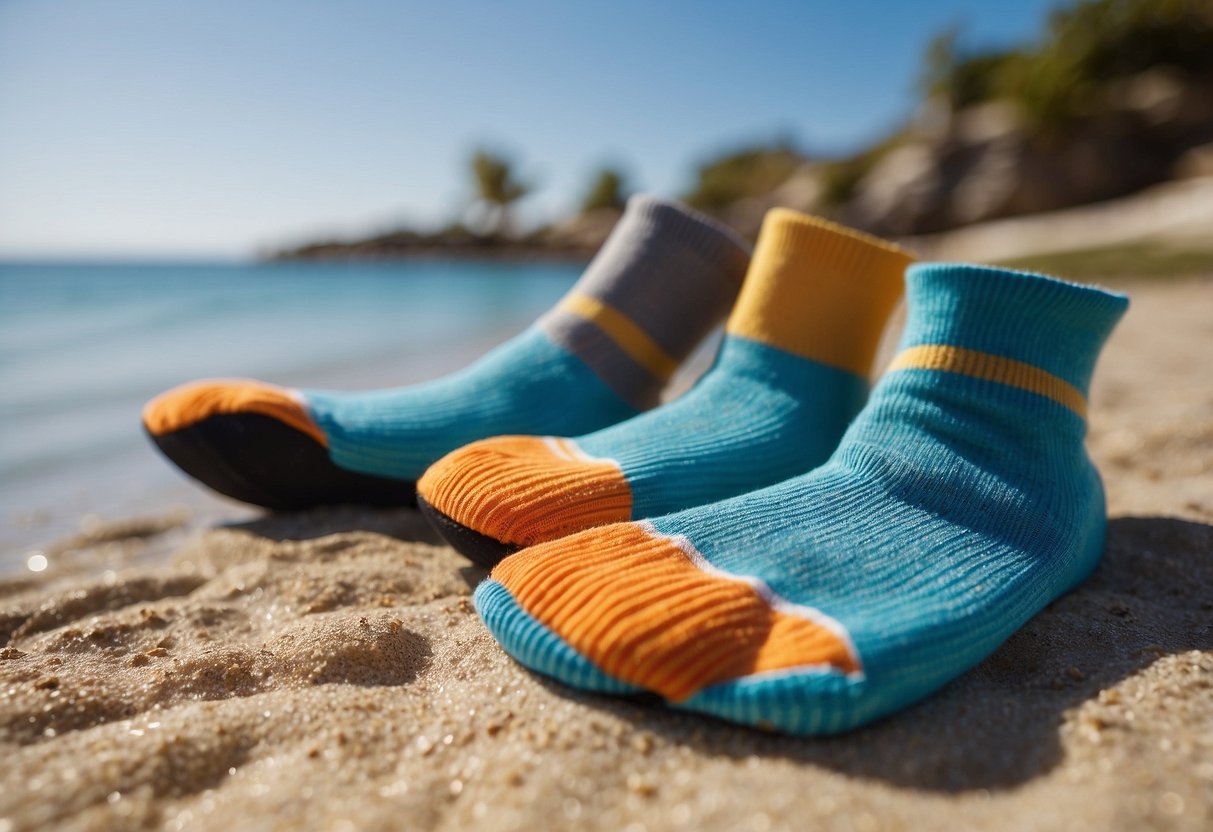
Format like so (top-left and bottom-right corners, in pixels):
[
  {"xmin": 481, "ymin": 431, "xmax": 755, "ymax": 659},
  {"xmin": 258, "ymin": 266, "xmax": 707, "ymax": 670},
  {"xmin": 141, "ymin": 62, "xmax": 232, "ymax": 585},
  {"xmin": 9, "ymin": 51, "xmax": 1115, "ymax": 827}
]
[{"xmin": 1, "ymin": 275, "xmax": 1210, "ymax": 832}]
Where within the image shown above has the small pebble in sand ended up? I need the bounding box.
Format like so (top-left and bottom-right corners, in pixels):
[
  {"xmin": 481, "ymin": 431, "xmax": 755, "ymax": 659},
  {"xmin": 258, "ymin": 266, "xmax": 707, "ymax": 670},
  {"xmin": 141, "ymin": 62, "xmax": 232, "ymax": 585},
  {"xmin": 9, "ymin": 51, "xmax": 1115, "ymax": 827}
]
[{"xmin": 627, "ymin": 774, "xmax": 656, "ymax": 796}]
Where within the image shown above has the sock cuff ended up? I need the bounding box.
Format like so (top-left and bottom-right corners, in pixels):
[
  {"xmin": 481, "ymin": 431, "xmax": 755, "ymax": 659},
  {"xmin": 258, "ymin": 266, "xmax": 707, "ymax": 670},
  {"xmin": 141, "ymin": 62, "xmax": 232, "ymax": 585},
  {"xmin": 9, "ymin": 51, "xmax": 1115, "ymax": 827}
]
[
  {"xmin": 897, "ymin": 263, "xmax": 1129, "ymax": 394},
  {"xmin": 623, "ymin": 195, "xmax": 753, "ymax": 275},
  {"xmin": 540, "ymin": 195, "xmax": 751, "ymax": 408},
  {"xmin": 754, "ymin": 209, "xmax": 912, "ymax": 277},
  {"xmin": 726, "ymin": 210, "xmax": 915, "ymax": 377}
]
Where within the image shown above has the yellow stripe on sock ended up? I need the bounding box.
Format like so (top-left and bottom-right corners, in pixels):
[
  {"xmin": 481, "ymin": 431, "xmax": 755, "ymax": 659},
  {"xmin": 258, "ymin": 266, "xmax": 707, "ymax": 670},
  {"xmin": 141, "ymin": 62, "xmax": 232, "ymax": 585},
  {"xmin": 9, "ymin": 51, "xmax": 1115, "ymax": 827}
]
[
  {"xmin": 887, "ymin": 345, "xmax": 1087, "ymax": 417},
  {"xmin": 560, "ymin": 294, "xmax": 679, "ymax": 382}
]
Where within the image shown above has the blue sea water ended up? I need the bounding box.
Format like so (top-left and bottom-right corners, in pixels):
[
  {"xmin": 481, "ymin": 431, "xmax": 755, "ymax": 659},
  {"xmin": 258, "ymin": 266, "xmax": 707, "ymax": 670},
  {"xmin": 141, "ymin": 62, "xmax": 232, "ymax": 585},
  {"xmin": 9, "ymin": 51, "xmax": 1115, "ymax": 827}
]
[{"xmin": 0, "ymin": 259, "xmax": 583, "ymax": 571}]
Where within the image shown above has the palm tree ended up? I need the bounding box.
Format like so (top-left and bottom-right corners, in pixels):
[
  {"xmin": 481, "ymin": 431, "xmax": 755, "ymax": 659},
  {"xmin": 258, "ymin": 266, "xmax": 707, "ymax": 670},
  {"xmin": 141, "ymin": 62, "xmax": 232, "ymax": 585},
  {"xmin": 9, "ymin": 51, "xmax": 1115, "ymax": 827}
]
[
  {"xmin": 580, "ymin": 167, "xmax": 627, "ymax": 214},
  {"xmin": 470, "ymin": 149, "xmax": 531, "ymax": 236}
]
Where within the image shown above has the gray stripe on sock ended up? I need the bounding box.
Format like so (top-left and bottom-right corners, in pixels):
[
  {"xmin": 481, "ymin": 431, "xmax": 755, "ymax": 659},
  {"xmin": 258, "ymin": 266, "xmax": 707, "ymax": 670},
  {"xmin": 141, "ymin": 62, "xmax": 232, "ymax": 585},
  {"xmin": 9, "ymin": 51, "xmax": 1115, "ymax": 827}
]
[{"xmin": 540, "ymin": 196, "xmax": 750, "ymax": 408}]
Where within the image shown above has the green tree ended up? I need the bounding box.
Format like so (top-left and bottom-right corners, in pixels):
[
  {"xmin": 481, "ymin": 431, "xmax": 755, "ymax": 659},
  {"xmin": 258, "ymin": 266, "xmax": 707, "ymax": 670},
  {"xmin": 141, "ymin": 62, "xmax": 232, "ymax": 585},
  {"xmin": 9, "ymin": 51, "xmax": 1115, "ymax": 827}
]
[
  {"xmin": 580, "ymin": 168, "xmax": 628, "ymax": 214},
  {"xmin": 470, "ymin": 149, "xmax": 531, "ymax": 236},
  {"xmin": 682, "ymin": 142, "xmax": 805, "ymax": 214},
  {"xmin": 915, "ymin": 0, "xmax": 1213, "ymax": 132},
  {"xmin": 1009, "ymin": 0, "xmax": 1213, "ymax": 132},
  {"xmin": 918, "ymin": 26, "xmax": 1022, "ymax": 111}
]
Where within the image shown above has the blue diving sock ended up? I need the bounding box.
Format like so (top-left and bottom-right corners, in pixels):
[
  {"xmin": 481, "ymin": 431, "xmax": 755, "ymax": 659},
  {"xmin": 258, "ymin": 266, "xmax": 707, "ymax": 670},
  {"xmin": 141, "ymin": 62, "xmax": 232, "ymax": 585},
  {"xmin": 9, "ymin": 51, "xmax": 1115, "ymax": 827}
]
[
  {"xmin": 418, "ymin": 211, "xmax": 912, "ymax": 563},
  {"xmin": 474, "ymin": 263, "xmax": 1129, "ymax": 734},
  {"xmin": 143, "ymin": 197, "xmax": 749, "ymax": 509}
]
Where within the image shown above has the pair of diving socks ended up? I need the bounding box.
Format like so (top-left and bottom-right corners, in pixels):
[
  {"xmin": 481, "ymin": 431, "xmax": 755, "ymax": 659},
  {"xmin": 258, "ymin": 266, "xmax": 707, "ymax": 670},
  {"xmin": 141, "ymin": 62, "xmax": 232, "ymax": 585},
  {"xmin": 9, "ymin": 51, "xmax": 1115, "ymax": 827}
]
[{"xmin": 144, "ymin": 198, "xmax": 1127, "ymax": 734}]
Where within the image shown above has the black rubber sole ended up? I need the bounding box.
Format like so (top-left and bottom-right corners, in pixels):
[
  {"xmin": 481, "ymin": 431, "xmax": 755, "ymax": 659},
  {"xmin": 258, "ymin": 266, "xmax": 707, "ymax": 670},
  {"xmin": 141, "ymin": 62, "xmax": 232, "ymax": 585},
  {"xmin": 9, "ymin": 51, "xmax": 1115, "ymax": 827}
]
[
  {"xmin": 147, "ymin": 412, "xmax": 417, "ymax": 511},
  {"xmin": 417, "ymin": 494, "xmax": 516, "ymax": 568}
]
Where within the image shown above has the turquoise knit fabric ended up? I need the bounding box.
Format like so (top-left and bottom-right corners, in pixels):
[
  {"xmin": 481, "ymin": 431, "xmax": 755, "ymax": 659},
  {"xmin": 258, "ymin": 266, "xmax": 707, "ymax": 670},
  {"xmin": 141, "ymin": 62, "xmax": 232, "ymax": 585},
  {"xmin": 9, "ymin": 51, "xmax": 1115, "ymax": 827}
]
[
  {"xmin": 305, "ymin": 328, "xmax": 639, "ymax": 482},
  {"xmin": 297, "ymin": 196, "xmax": 751, "ymax": 485},
  {"xmin": 475, "ymin": 263, "xmax": 1129, "ymax": 735},
  {"xmin": 576, "ymin": 334, "xmax": 868, "ymax": 518}
]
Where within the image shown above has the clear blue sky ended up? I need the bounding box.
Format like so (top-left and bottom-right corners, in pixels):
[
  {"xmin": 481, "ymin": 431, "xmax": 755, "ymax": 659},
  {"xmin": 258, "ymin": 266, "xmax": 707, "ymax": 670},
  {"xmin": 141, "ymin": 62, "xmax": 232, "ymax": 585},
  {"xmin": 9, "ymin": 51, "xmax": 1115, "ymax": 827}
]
[{"xmin": 0, "ymin": 0, "xmax": 1057, "ymax": 259}]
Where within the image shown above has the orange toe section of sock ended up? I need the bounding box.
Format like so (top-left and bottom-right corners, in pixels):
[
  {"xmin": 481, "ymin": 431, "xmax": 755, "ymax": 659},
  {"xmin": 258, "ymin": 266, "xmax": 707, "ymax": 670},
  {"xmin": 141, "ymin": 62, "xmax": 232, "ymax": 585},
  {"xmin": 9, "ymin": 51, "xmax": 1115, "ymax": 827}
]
[
  {"xmin": 142, "ymin": 379, "xmax": 326, "ymax": 446},
  {"xmin": 417, "ymin": 436, "xmax": 632, "ymax": 547},
  {"xmin": 491, "ymin": 522, "xmax": 860, "ymax": 702}
]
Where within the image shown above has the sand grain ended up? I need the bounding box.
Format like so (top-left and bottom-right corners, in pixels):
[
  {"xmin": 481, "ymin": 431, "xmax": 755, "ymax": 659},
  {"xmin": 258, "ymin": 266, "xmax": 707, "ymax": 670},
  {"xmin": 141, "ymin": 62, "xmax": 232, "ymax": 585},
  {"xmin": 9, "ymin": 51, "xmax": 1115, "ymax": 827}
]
[{"xmin": 2, "ymin": 277, "xmax": 1211, "ymax": 832}]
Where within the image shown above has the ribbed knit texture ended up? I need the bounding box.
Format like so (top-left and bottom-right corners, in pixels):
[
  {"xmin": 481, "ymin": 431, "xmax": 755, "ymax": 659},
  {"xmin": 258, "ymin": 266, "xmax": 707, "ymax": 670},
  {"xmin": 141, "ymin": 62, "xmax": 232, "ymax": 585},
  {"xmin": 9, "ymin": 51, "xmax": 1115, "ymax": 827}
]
[
  {"xmin": 419, "ymin": 210, "xmax": 912, "ymax": 548},
  {"xmin": 538, "ymin": 195, "xmax": 751, "ymax": 409},
  {"xmin": 475, "ymin": 263, "xmax": 1129, "ymax": 735},
  {"xmin": 286, "ymin": 196, "xmax": 749, "ymax": 483}
]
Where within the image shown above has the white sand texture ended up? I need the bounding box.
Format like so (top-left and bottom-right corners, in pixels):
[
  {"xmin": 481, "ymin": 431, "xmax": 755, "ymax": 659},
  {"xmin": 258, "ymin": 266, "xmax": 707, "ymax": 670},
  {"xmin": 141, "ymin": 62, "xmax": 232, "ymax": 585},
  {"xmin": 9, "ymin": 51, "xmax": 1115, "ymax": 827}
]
[{"xmin": 2, "ymin": 276, "xmax": 1211, "ymax": 832}]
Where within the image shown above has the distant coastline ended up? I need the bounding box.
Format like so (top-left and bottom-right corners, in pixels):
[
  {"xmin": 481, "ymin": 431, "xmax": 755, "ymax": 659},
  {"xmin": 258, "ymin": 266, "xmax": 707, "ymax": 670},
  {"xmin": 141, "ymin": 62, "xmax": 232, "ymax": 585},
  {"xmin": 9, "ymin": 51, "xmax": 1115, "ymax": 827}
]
[
  {"xmin": 268, "ymin": 237, "xmax": 594, "ymax": 264},
  {"xmin": 268, "ymin": 208, "xmax": 622, "ymax": 263}
]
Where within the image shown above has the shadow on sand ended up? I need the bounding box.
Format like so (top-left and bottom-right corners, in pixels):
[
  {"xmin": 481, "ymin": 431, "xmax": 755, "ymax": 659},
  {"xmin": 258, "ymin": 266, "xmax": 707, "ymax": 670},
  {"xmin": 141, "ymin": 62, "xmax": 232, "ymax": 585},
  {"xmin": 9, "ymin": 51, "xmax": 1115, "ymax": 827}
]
[
  {"xmin": 219, "ymin": 507, "xmax": 1210, "ymax": 790},
  {"xmin": 225, "ymin": 504, "xmax": 445, "ymax": 548}
]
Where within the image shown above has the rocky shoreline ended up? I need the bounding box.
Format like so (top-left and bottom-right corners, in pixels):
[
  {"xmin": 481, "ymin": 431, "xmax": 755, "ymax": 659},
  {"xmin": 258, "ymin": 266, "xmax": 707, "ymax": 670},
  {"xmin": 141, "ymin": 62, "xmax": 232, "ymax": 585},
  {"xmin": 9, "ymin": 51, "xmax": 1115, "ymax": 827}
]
[{"xmin": 272, "ymin": 66, "xmax": 1213, "ymax": 263}]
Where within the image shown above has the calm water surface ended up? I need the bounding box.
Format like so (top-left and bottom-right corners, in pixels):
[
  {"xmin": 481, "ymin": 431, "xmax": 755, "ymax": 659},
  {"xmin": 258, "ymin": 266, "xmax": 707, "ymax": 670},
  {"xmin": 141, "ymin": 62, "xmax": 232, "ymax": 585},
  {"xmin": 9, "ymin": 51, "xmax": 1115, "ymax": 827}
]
[{"xmin": 0, "ymin": 259, "xmax": 582, "ymax": 571}]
